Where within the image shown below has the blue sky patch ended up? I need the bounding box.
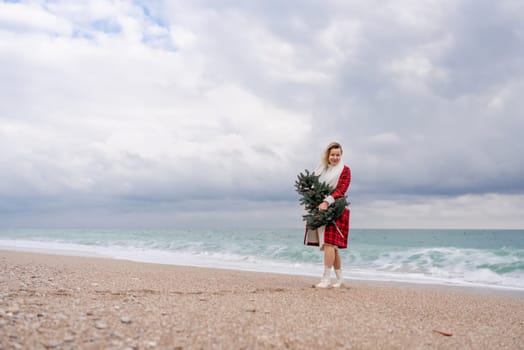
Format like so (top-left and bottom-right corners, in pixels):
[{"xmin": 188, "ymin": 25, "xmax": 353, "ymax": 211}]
[{"xmin": 91, "ymin": 19, "xmax": 121, "ymax": 34}]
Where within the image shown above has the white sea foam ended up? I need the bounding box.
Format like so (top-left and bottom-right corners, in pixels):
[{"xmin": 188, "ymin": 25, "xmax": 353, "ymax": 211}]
[{"xmin": 1, "ymin": 238, "xmax": 523, "ymax": 291}]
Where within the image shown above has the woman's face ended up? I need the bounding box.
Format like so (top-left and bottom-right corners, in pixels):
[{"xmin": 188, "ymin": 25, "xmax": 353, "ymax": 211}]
[{"xmin": 328, "ymin": 147, "xmax": 342, "ymax": 166}]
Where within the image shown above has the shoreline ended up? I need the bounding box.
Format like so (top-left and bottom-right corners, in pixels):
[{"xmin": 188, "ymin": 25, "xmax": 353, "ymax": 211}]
[
  {"xmin": 1, "ymin": 245, "xmax": 523, "ymax": 299},
  {"xmin": 1, "ymin": 250, "xmax": 524, "ymax": 349}
]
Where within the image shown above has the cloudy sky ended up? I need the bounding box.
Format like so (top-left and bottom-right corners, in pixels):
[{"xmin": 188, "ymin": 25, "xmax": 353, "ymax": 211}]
[{"xmin": 1, "ymin": 0, "xmax": 523, "ymax": 229}]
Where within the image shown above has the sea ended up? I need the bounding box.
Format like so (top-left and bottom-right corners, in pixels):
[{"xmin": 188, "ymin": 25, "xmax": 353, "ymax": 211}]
[{"xmin": 1, "ymin": 228, "xmax": 523, "ymax": 292}]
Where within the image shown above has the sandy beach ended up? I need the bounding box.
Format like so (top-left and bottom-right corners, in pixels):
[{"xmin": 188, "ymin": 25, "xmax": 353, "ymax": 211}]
[{"xmin": 1, "ymin": 250, "xmax": 523, "ymax": 349}]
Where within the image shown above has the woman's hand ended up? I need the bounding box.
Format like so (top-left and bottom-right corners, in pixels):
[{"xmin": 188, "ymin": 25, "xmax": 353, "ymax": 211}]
[{"xmin": 318, "ymin": 201, "xmax": 328, "ymax": 211}]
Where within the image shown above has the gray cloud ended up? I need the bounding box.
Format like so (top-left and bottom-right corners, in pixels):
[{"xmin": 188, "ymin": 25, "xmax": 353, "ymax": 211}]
[{"xmin": 1, "ymin": 0, "xmax": 523, "ymax": 228}]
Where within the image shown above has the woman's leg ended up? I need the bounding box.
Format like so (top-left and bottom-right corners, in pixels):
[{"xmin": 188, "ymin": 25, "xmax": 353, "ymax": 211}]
[
  {"xmin": 334, "ymin": 248, "xmax": 342, "ymax": 270},
  {"xmin": 333, "ymin": 248, "xmax": 344, "ymax": 288},
  {"xmin": 315, "ymin": 244, "xmax": 335, "ymax": 288},
  {"xmin": 323, "ymin": 244, "xmax": 336, "ymax": 268}
]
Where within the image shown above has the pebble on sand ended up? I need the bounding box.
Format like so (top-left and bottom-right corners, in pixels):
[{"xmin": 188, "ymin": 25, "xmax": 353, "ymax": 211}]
[{"xmin": 95, "ymin": 321, "xmax": 108, "ymax": 329}]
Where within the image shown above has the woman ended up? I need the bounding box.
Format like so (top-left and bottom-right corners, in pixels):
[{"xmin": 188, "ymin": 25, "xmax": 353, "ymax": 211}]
[{"xmin": 304, "ymin": 142, "xmax": 351, "ymax": 288}]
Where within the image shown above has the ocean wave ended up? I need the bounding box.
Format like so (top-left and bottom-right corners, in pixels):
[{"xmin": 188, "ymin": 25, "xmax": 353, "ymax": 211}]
[
  {"xmin": 1, "ymin": 237, "xmax": 523, "ymax": 291},
  {"xmin": 2, "ymin": 228, "xmax": 524, "ymax": 290}
]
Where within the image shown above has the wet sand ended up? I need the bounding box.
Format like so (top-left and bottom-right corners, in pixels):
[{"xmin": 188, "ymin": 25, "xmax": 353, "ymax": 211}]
[{"xmin": 1, "ymin": 250, "xmax": 523, "ymax": 349}]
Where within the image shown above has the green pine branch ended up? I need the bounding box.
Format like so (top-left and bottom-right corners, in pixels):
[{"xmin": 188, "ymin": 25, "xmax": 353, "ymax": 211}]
[{"xmin": 294, "ymin": 170, "xmax": 349, "ymax": 230}]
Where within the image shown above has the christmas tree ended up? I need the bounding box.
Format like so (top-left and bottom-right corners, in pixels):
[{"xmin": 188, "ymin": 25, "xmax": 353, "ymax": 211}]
[{"xmin": 294, "ymin": 169, "xmax": 348, "ymax": 230}]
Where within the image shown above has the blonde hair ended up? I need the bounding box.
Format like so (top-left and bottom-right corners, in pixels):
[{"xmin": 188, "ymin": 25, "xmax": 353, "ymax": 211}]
[{"xmin": 321, "ymin": 142, "xmax": 343, "ymax": 167}]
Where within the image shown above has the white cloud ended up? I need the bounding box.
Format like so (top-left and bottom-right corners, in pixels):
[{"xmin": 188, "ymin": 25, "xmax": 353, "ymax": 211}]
[
  {"xmin": 387, "ymin": 54, "xmax": 448, "ymax": 92},
  {"xmin": 0, "ymin": 2, "xmax": 72, "ymax": 35},
  {"xmin": 0, "ymin": 0, "xmax": 523, "ymax": 228},
  {"xmin": 0, "ymin": 1, "xmax": 312, "ymax": 201},
  {"xmin": 355, "ymin": 194, "xmax": 524, "ymax": 229}
]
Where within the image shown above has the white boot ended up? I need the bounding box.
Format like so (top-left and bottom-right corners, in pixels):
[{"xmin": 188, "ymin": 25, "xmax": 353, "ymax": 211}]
[
  {"xmin": 315, "ymin": 267, "xmax": 331, "ymax": 288},
  {"xmin": 332, "ymin": 269, "xmax": 343, "ymax": 288}
]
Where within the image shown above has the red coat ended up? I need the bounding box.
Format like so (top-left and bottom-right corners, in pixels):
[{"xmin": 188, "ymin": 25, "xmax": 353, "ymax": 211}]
[{"xmin": 304, "ymin": 165, "xmax": 351, "ymax": 249}]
